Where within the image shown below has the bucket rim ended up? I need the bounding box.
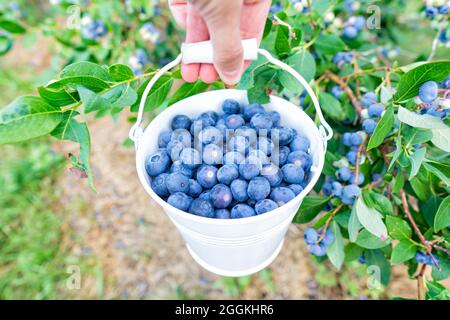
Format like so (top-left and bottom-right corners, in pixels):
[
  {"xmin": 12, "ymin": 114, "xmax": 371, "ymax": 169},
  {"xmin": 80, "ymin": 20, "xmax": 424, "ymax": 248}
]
[{"xmin": 135, "ymin": 89, "xmax": 326, "ymax": 226}]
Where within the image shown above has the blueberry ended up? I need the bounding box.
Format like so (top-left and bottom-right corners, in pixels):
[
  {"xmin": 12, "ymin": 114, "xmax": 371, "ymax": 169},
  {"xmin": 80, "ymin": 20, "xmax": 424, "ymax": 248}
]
[
  {"xmin": 225, "ymin": 114, "xmax": 245, "ymax": 130},
  {"xmin": 198, "ymin": 190, "xmax": 212, "ymax": 201},
  {"xmin": 419, "ymin": 81, "xmax": 438, "ymax": 103},
  {"xmin": 441, "ymin": 75, "xmax": 450, "ymax": 89},
  {"xmin": 196, "ymin": 165, "xmax": 218, "ymax": 188},
  {"xmin": 346, "ymin": 150, "xmax": 358, "ymax": 166},
  {"xmin": 171, "ymin": 129, "xmax": 192, "ymax": 147},
  {"xmin": 425, "ymin": 106, "xmax": 445, "ymax": 118},
  {"xmin": 343, "ymin": 25, "xmax": 358, "ymax": 38},
  {"xmin": 198, "ymin": 112, "xmax": 216, "ymax": 126},
  {"xmin": 223, "ymin": 151, "xmax": 245, "ymax": 165},
  {"xmin": 256, "ymin": 137, "xmax": 274, "ymax": 155},
  {"xmin": 189, "ymin": 199, "xmax": 214, "ymax": 218},
  {"xmin": 425, "ymin": 6, "xmax": 438, "ymax": 18},
  {"xmin": 190, "ymin": 120, "xmax": 204, "ymax": 136},
  {"xmin": 290, "ymin": 135, "xmax": 310, "ymax": 152},
  {"xmin": 304, "ymin": 227, "xmax": 318, "ymax": 245},
  {"xmin": 145, "ymin": 149, "xmax": 170, "ymax": 176},
  {"xmin": 171, "ymin": 115, "xmax": 191, "ymax": 130},
  {"xmin": 331, "ymin": 181, "xmax": 343, "ymax": 197},
  {"xmin": 372, "ymin": 173, "xmax": 382, "ymax": 182},
  {"xmin": 361, "ymin": 92, "xmax": 377, "ymax": 107},
  {"xmin": 362, "ymin": 119, "xmax": 377, "ymax": 134},
  {"xmin": 350, "ymin": 133, "xmax": 363, "ymax": 146},
  {"xmin": 222, "ymin": 99, "xmax": 240, "ymax": 114},
  {"xmin": 255, "ymin": 199, "xmax": 278, "ymax": 215},
  {"xmin": 415, "ymin": 252, "xmax": 434, "ymax": 266},
  {"xmin": 166, "ymin": 141, "xmax": 184, "ymax": 161},
  {"xmin": 216, "ymin": 122, "xmax": 228, "ymax": 139},
  {"xmin": 341, "ymin": 185, "xmax": 361, "ymax": 205},
  {"xmin": 250, "ymin": 113, "xmax": 273, "ymax": 132},
  {"xmin": 288, "ymin": 184, "xmax": 304, "ymax": 195},
  {"xmin": 337, "ymin": 167, "xmax": 352, "ymax": 182},
  {"xmin": 349, "ymin": 172, "xmax": 365, "ymax": 185},
  {"xmin": 271, "ymin": 127, "xmax": 295, "ymax": 146},
  {"xmin": 239, "ymin": 159, "xmax": 261, "ymax": 180},
  {"xmin": 231, "ymin": 204, "xmax": 256, "ymax": 219},
  {"xmin": 217, "ymin": 164, "xmax": 239, "ymax": 185},
  {"xmin": 287, "ymin": 150, "xmax": 312, "ymax": 172},
  {"xmin": 281, "ymin": 164, "xmax": 305, "ymax": 184},
  {"xmin": 243, "ymin": 103, "xmax": 265, "ymax": 121},
  {"xmin": 248, "ymin": 149, "xmax": 270, "ymax": 165},
  {"xmin": 202, "ymin": 144, "xmax": 223, "ymax": 165},
  {"xmin": 167, "ymin": 192, "xmax": 193, "ymax": 211},
  {"xmin": 268, "ymin": 111, "xmax": 281, "ymax": 127},
  {"xmin": 439, "ymin": 4, "xmax": 450, "ymax": 14},
  {"xmin": 358, "ymin": 255, "xmax": 366, "ymax": 264},
  {"xmin": 188, "ymin": 179, "xmax": 203, "ymax": 198},
  {"xmin": 331, "ymin": 86, "xmax": 344, "ymax": 99},
  {"xmin": 158, "ymin": 130, "xmax": 172, "ymax": 148},
  {"xmin": 210, "ymin": 184, "xmax": 233, "ymax": 209},
  {"xmin": 170, "ymin": 160, "xmax": 193, "ymax": 177},
  {"xmin": 228, "ymin": 135, "xmax": 250, "ymax": 154},
  {"xmin": 215, "ymin": 209, "xmax": 231, "ymax": 219},
  {"xmin": 151, "ymin": 173, "xmax": 169, "ymax": 197},
  {"xmin": 230, "ymin": 179, "xmax": 249, "ymax": 202},
  {"xmin": 321, "ymin": 229, "xmax": 334, "ymax": 245},
  {"xmin": 270, "ymin": 187, "xmax": 296, "ymax": 206},
  {"xmin": 165, "ymin": 172, "xmax": 190, "ymax": 194},
  {"xmin": 307, "ymin": 243, "xmax": 327, "ymax": 257},
  {"xmin": 247, "ymin": 177, "xmax": 271, "ymax": 201},
  {"xmin": 342, "ymin": 132, "xmax": 353, "ymax": 146},
  {"xmin": 199, "ymin": 126, "xmax": 222, "ymax": 145},
  {"xmin": 271, "ymin": 146, "xmax": 290, "ymax": 166},
  {"xmin": 368, "ymin": 103, "xmax": 384, "ymax": 118},
  {"xmin": 234, "ymin": 126, "xmax": 258, "ymax": 145},
  {"xmin": 261, "ymin": 163, "xmax": 283, "ymax": 187},
  {"xmin": 179, "ymin": 148, "xmax": 201, "ymax": 169}
]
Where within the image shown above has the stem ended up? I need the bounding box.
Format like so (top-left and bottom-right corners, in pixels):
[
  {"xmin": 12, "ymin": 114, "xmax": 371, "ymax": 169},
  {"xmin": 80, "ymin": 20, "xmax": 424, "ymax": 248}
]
[
  {"xmin": 317, "ymin": 204, "xmax": 343, "ymax": 242},
  {"xmin": 417, "ymin": 264, "xmax": 427, "ymax": 300},
  {"xmin": 400, "ymin": 189, "xmax": 439, "ymax": 268},
  {"xmin": 324, "ymin": 71, "xmax": 363, "ymax": 114},
  {"xmin": 428, "ymin": 17, "xmax": 448, "ymax": 61},
  {"xmin": 433, "ymin": 244, "xmax": 450, "ymax": 258}
]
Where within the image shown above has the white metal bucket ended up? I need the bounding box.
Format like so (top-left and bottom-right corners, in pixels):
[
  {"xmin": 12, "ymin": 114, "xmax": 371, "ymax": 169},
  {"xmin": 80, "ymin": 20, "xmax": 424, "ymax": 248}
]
[{"xmin": 129, "ymin": 39, "xmax": 333, "ymax": 276}]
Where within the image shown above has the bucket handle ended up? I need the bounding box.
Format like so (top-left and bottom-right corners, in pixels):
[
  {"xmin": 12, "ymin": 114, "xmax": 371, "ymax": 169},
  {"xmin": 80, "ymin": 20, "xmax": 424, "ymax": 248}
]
[{"xmin": 129, "ymin": 38, "xmax": 333, "ymax": 145}]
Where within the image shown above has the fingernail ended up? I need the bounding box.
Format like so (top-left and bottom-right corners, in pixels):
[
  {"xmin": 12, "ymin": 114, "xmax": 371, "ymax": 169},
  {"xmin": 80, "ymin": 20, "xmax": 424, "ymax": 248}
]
[{"xmin": 220, "ymin": 70, "xmax": 242, "ymax": 85}]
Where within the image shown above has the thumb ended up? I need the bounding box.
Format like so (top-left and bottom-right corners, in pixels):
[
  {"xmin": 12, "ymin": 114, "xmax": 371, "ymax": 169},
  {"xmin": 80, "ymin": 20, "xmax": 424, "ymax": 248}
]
[{"xmin": 203, "ymin": 4, "xmax": 244, "ymax": 84}]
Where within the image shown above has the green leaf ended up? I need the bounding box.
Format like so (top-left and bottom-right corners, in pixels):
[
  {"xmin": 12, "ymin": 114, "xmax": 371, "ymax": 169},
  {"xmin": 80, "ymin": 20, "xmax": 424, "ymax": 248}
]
[
  {"xmin": 431, "ymin": 127, "xmax": 450, "ymax": 153},
  {"xmin": 0, "ymin": 96, "xmax": 63, "ymax": 144},
  {"xmin": 402, "ymin": 126, "xmax": 433, "ymax": 146},
  {"xmin": 247, "ymin": 69, "xmax": 275, "ymax": 104},
  {"xmin": 369, "ymin": 192, "xmax": 393, "ymax": 216},
  {"xmin": 131, "ymin": 75, "xmax": 173, "ymax": 112},
  {"xmin": 275, "ymin": 25, "xmax": 290, "ymax": 57},
  {"xmin": 47, "ymin": 76, "xmax": 110, "ymax": 92},
  {"xmin": 348, "ymin": 205, "xmax": 362, "ymax": 242},
  {"xmin": 356, "ymin": 229, "xmax": 390, "ymax": 249},
  {"xmin": 410, "ymin": 176, "xmax": 428, "ymax": 201},
  {"xmin": 168, "ymin": 80, "xmax": 207, "ymax": 106},
  {"xmin": 397, "ymin": 106, "xmax": 447, "ymax": 130},
  {"xmin": 0, "ymin": 18, "xmax": 26, "ymax": 33},
  {"xmin": 434, "ymin": 195, "xmax": 450, "ymax": 232},
  {"xmin": 60, "ymin": 61, "xmax": 113, "ymax": 82},
  {"xmin": 386, "ymin": 215, "xmax": 412, "ymax": 240},
  {"xmin": 106, "ymin": 84, "xmax": 138, "ymax": 113},
  {"xmin": 431, "ymin": 256, "xmax": 450, "ymax": 281},
  {"xmin": 426, "ymin": 281, "xmax": 450, "ymax": 300},
  {"xmin": 319, "ymin": 92, "xmax": 345, "ymax": 120},
  {"xmin": 0, "ymin": 35, "xmax": 13, "ymax": 56},
  {"xmin": 278, "ymin": 50, "xmax": 316, "ymax": 95},
  {"xmin": 78, "ymin": 86, "xmax": 112, "ymax": 113},
  {"xmin": 326, "ymin": 221, "xmax": 345, "ymax": 270},
  {"xmin": 108, "ymin": 64, "xmax": 135, "ymax": 81},
  {"xmin": 394, "ymin": 61, "xmax": 450, "ymax": 102},
  {"xmin": 51, "ymin": 110, "xmax": 94, "ymax": 190},
  {"xmin": 367, "ymin": 107, "xmax": 394, "ymax": 151},
  {"xmin": 409, "ymin": 147, "xmax": 426, "ymax": 180},
  {"xmin": 38, "ymin": 86, "xmax": 78, "ymax": 107},
  {"xmin": 390, "ymin": 240, "xmax": 416, "ymax": 264},
  {"xmin": 423, "ymin": 162, "xmax": 450, "ymax": 187},
  {"xmin": 314, "ymin": 33, "xmax": 345, "ymax": 55},
  {"xmin": 365, "ymin": 250, "xmax": 391, "ymax": 286},
  {"xmin": 238, "ymin": 56, "xmax": 269, "ymax": 90},
  {"xmin": 293, "ymin": 195, "xmax": 331, "ymax": 224},
  {"xmin": 355, "ymin": 197, "xmax": 388, "ymax": 239}
]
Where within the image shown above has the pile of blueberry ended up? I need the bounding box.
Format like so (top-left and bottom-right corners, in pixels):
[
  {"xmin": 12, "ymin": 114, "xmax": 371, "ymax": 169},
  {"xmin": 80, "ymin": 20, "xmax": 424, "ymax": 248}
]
[
  {"xmin": 145, "ymin": 99, "xmax": 313, "ymax": 219},
  {"xmin": 424, "ymin": 1, "xmax": 450, "ymax": 19},
  {"xmin": 303, "ymin": 227, "xmax": 334, "ymax": 256},
  {"xmin": 417, "ymin": 78, "xmax": 450, "ymax": 119},
  {"xmin": 332, "ymin": 52, "xmax": 353, "ymax": 68},
  {"xmin": 360, "ymin": 91, "xmax": 385, "ymax": 135},
  {"xmin": 80, "ymin": 15, "xmax": 107, "ymax": 40},
  {"xmin": 342, "ymin": 15, "xmax": 366, "ymax": 39}
]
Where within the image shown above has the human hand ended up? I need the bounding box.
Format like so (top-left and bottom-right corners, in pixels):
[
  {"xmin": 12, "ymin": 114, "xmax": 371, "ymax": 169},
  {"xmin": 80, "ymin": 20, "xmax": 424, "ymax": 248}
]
[{"xmin": 168, "ymin": 0, "xmax": 271, "ymax": 85}]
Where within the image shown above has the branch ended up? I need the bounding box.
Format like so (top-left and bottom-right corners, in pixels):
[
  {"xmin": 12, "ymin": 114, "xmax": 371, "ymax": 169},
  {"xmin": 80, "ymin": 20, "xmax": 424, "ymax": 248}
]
[
  {"xmin": 428, "ymin": 17, "xmax": 448, "ymax": 61},
  {"xmin": 417, "ymin": 264, "xmax": 427, "ymax": 300},
  {"xmin": 324, "ymin": 71, "xmax": 363, "ymax": 114},
  {"xmin": 400, "ymin": 189, "xmax": 439, "ymax": 268},
  {"xmin": 317, "ymin": 204, "xmax": 343, "ymax": 242},
  {"xmin": 354, "ymin": 136, "xmax": 368, "ymax": 185}
]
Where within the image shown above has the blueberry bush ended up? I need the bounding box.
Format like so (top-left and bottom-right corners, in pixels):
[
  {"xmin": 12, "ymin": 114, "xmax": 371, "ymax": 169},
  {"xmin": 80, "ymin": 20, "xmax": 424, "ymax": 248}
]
[{"xmin": 0, "ymin": 0, "xmax": 449, "ymax": 299}]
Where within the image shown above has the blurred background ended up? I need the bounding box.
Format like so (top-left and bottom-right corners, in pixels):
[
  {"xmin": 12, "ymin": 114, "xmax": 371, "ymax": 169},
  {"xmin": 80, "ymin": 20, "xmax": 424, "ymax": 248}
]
[{"xmin": 0, "ymin": 0, "xmax": 449, "ymax": 299}]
